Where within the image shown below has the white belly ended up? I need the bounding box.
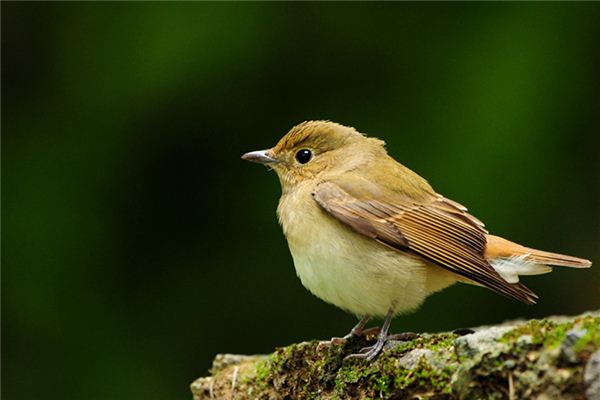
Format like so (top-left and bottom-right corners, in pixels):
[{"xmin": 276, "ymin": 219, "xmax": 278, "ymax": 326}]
[{"xmin": 278, "ymin": 186, "xmax": 454, "ymax": 317}]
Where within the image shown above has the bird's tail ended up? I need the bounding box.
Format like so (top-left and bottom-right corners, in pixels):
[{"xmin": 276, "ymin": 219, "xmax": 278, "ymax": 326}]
[{"xmin": 484, "ymin": 234, "xmax": 591, "ymax": 284}]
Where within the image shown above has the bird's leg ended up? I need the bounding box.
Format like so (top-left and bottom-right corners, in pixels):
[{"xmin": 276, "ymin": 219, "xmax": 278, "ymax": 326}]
[
  {"xmin": 318, "ymin": 315, "xmax": 373, "ymax": 350},
  {"xmin": 342, "ymin": 315, "xmax": 372, "ymax": 339},
  {"xmin": 345, "ymin": 308, "xmax": 394, "ymax": 361}
]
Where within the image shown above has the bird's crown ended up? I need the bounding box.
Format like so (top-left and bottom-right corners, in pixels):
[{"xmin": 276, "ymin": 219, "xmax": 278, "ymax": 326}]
[{"xmin": 272, "ymin": 120, "xmax": 364, "ymax": 155}]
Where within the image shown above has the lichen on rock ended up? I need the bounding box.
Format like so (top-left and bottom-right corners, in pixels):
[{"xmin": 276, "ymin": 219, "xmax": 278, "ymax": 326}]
[{"xmin": 191, "ymin": 311, "xmax": 599, "ymax": 399}]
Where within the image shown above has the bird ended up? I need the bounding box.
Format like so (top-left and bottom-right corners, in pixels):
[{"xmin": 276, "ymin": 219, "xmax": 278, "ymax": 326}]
[{"xmin": 241, "ymin": 120, "xmax": 592, "ymax": 361}]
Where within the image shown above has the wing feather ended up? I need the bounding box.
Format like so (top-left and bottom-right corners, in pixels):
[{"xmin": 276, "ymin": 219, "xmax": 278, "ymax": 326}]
[{"xmin": 313, "ymin": 181, "xmax": 537, "ymax": 304}]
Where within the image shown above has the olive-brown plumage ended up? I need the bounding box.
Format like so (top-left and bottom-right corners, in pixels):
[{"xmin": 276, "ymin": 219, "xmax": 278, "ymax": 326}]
[{"xmin": 242, "ymin": 120, "xmax": 591, "ymax": 360}]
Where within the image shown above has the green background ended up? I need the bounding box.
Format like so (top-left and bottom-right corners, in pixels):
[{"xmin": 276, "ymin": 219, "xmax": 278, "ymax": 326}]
[{"xmin": 3, "ymin": 3, "xmax": 599, "ymax": 400}]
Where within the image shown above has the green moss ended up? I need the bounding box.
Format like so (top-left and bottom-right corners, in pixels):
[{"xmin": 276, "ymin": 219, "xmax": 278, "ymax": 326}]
[
  {"xmin": 574, "ymin": 316, "xmax": 600, "ymax": 352},
  {"xmin": 502, "ymin": 319, "xmax": 559, "ymax": 345},
  {"xmin": 326, "ymin": 333, "xmax": 461, "ymax": 398},
  {"xmin": 223, "ymin": 314, "xmax": 598, "ymax": 399},
  {"xmin": 454, "ymin": 315, "xmax": 599, "ymax": 400},
  {"xmin": 193, "ymin": 312, "xmax": 599, "ymax": 400},
  {"xmin": 390, "ymin": 359, "xmax": 454, "ymax": 396},
  {"xmin": 500, "ymin": 314, "xmax": 600, "ymax": 354},
  {"xmin": 387, "ymin": 332, "xmax": 458, "ymax": 355},
  {"xmin": 254, "ymin": 358, "xmax": 271, "ymax": 384}
]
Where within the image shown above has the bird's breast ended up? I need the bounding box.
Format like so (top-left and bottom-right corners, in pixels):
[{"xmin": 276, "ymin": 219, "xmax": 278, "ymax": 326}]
[{"xmin": 277, "ymin": 185, "xmax": 431, "ymax": 317}]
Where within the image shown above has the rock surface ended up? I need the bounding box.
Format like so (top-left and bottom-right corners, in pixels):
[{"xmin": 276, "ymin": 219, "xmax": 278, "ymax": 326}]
[{"xmin": 191, "ymin": 311, "xmax": 599, "ymax": 399}]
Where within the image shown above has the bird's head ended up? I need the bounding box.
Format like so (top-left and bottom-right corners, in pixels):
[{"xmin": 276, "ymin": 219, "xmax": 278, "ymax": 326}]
[{"xmin": 242, "ymin": 121, "xmax": 386, "ymax": 192}]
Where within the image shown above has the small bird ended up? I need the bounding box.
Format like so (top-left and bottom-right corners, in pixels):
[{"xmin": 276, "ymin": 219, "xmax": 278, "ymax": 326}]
[{"xmin": 242, "ymin": 121, "xmax": 591, "ymax": 360}]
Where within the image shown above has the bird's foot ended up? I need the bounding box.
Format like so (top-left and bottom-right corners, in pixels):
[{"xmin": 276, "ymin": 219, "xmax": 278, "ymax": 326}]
[
  {"xmin": 341, "ymin": 326, "xmax": 381, "ymax": 341},
  {"xmin": 345, "ymin": 337, "xmax": 386, "ymax": 361},
  {"xmin": 344, "ymin": 332, "xmax": 419, "ymax": 361},
  {"xmin": 317, "ymin": 326, "xmax": 381, "ymax": 352},
  {"xmin": 316, "ymin": 337, "xmax": 346, "ymax": 351}
]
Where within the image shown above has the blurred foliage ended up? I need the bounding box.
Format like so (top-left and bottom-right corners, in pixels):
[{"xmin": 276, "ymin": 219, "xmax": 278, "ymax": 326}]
[{"xmin": 2, "ymin": 3, "xmax": 599, "ymax": 400}]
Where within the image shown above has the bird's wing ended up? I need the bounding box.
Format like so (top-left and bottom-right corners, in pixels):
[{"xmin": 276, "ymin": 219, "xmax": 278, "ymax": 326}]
[{"xmin": 313, "ymin": 180, "xmax": 537, "ymax": 304}]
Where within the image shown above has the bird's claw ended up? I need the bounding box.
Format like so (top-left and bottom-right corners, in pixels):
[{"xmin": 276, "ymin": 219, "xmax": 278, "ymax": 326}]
[
  {"xmin": 345, "ymin": 341, "xmax": 385, "ymax": 361},
  {"xmin": 316, "ymin": 336, "xmax": 349, "ymax": 352},
  {"xmin": 318, "ymin": 325, "xmax": 383, "ymax": 352},
  {"xmin": 344, "ymin": 332, "xmax": 418, "ymax": 361},
  {"xmin": 330, "ymin": 336, "xmax": 347, "ymax": 345}
]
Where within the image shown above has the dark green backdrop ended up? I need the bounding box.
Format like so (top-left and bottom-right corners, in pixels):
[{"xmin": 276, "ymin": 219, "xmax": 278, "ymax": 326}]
[{"xmin": 3, "ymin": 3, "xmax": 599, "ymax": 400}]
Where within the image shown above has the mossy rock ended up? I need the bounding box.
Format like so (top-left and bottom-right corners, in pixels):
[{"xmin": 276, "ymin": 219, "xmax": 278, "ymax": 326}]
[{"xmin": 191, "ymin": 311, "xmax": 600, "ymax": 399}]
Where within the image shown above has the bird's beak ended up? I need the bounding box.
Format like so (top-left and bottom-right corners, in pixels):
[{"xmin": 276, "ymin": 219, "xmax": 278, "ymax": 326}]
[{"xmin": 241, "ymin": 149, "xmax": 279, "ymax": 164}]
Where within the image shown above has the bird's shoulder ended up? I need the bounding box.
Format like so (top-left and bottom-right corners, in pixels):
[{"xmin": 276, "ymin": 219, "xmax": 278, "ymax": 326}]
[{"xmin": 320, "ymin": 155, "xmax": 436, "ymax": 206}]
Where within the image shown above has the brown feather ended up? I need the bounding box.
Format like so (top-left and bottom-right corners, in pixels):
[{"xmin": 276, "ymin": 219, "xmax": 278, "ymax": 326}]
[
  {"xmin": 485, "ymin": 235, "xmax": 591, "ymax": 268},
  {"xmin": 313, "ymin": 181, "xmax": 538, "ymax": 305}
]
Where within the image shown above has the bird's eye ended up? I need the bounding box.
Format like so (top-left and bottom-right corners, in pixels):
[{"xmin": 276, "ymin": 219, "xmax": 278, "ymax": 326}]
[{"xmin": 295, "ymin": 149, "xmax": 312, "ymax": 164}]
